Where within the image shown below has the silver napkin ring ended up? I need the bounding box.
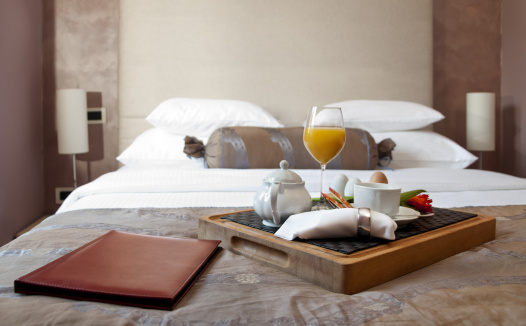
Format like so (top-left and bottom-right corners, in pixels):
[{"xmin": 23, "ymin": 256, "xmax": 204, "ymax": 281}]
[{"xmin": 357, "ymin": 207, "xmax": 371, "ymax": 238}]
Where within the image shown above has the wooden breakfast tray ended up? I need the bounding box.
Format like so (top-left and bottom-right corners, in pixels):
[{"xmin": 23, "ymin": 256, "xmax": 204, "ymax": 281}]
[{"xmin": 198, "ymin": 209, "xmax": 496, "ymax": 295}]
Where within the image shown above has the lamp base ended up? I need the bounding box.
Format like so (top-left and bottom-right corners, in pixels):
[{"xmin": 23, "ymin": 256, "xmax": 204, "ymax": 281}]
[{"xmin": 72, "ymin": 153, "xmax": 78, "ymax": 188}]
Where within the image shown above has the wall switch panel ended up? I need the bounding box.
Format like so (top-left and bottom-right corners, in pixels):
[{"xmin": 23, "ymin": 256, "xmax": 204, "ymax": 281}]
[
  {"xmin": 55, "ymin": 187, "xmax": 74, "ymax": 204},
  {"xmin": 87, "ymin": 107, "xmax": 106, "ymax": 124}
]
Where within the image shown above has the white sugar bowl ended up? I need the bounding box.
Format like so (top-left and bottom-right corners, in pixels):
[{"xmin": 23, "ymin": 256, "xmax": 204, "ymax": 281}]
[{"xmin": 254, "ymin": 160, "xmax": 312, "ymax": 227}]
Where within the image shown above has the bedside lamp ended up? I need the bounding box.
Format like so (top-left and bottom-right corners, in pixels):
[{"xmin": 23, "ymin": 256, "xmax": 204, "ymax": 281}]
[
  {"xmin": 466, "ymin": 92, "xmax": 495, "ymax": 169},
  {"xmin": 56, "ymin": 89, "xmax": 89, "ymax": 188}
]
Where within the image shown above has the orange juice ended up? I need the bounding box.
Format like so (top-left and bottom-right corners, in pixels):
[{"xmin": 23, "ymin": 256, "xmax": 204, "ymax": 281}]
[{"xmin": 304, "ymin": 127, "xmax": 346, "ymax": 165}]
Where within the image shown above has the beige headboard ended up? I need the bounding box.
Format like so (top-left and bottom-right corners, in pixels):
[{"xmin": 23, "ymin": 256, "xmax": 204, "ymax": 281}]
[{"xmin": 119, "ymin": 0, "xmax": 432, "ymax": 152}]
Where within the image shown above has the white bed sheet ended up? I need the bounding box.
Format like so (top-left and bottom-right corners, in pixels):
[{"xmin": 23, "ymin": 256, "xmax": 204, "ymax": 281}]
[{"xmin": 57, "ymin": 165, "xmax": 526, "ymax": 214}]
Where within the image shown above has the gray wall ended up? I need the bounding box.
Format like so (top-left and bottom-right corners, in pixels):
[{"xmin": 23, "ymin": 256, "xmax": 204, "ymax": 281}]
[
  {"xmin": 501, "ymin": 0, "xmax": 526, "ymax": 178},
  {"xmin": 0, "ymin": 0, "xmax": 44, "ymax": 245},
  {"xmin": 42, "ymin": 0, "xmax": 120, "ymax": 214},
  {"xmin": 433, "ymin": 0, "xmax": 501, "ymax": 172}
]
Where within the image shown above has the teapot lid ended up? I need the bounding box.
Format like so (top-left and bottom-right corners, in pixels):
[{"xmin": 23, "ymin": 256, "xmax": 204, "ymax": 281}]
[{"xmin": 264, "ymin": 160, "xmax": 303, "ymax": 183}]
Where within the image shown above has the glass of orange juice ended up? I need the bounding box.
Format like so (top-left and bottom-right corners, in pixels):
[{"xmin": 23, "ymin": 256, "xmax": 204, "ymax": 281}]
[{"xmin": 304, "ymin": 107, "xmax": 346, "ymax": 210}]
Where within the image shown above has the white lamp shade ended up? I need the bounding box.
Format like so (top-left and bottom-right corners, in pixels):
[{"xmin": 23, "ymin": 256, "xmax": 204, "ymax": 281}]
[
  {"xmin": 466, "ymin": 92, "xmax": 495, "ymax": 151},
  {"xmin": 56, "ymin": 89, "xmax": 89, "ymax": 154}
]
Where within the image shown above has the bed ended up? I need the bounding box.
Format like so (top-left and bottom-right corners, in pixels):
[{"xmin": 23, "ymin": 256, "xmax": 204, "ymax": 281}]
[
  {"xmin": 2, "ymin": 98, "xmax": 526, "ymax": 325},
  {"xmin": 2, "ymin": 1, "xmax": 526, "ymax": 324}
]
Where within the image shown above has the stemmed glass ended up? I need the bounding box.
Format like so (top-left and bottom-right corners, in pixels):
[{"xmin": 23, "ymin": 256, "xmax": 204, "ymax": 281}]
[{"xmin": 303, "ymin": 107, "xmax": 346, "ymax": 210}]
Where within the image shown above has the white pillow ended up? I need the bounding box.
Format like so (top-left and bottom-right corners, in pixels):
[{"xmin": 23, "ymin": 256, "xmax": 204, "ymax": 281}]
[
  {"xmin": 326, "ymin": 100, "xmax": 445, "ymax": 132},
  {"xmin": 370, "ymin": 130, "xmax": 478, "ymax": 169},
  {"xmin": 117, "ymin": 128, "xmax": 207, "ymax": 168},
  {"xmin": 146, "ymin": 98, "xmax": 284, "ymax": 137}
]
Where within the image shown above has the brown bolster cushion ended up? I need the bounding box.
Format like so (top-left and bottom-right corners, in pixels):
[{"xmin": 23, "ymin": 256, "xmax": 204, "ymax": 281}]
[{"xmin": 185, "ymin": 127, "xmax": 394, "ymax": 169}]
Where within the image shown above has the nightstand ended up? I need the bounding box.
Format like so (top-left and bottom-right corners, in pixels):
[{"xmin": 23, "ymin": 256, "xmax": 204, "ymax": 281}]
[{"xmin": 15, "ymin": 215, "xmax": 51, "ymax": 238}]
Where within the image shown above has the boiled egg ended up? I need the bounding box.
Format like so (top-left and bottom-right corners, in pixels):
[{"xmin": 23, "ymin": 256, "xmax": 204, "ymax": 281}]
[
  {"xmin": 369, "ymin": 171, "xmax": 388, "ymax": 184},
  {"xmin": 330, "ymin": 174, "xmax": 349, "ymax": 195},
  {"xmin": 344, "ymin": 177, "xmax": 362, "ymax": 196}
]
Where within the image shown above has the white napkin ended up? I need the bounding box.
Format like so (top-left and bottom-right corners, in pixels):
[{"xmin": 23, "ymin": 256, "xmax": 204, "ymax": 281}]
[{"xmin": 274, "ymin": 208, "xmax": 397, "ymax": 241}]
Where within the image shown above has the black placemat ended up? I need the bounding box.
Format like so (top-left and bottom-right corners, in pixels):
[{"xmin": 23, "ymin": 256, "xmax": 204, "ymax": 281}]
[{"xmin": 221, "ymin": 208, "xmax": 477, "ymax": 255}]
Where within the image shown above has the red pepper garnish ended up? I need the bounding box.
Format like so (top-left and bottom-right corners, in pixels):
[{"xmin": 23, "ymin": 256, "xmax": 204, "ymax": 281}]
[{"xmin": 406, "ymin": 194, "xmax": 433, "ymax": 214}]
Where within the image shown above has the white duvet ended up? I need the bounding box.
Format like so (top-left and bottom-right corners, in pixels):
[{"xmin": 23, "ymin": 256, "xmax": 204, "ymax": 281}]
[{"xmin": 57, "ymin": 165, "xmax": 526, "ymax": 214}]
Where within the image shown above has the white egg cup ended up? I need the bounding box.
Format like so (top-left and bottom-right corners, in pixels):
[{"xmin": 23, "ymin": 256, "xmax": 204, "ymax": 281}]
[{"xmin": 353, "ymin": 182, "xmax": 402, "ymax": 218}]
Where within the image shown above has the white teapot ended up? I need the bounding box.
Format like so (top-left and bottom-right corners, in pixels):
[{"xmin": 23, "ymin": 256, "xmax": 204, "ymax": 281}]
[{"xmin": 254, "ymin": 160, "xmax": 312, "ymax": 227}]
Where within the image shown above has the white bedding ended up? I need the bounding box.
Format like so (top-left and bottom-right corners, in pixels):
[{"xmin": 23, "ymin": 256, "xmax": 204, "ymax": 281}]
[{"xmin": 57, "ymin": 165, "xmax": 526, "ymax": 214}]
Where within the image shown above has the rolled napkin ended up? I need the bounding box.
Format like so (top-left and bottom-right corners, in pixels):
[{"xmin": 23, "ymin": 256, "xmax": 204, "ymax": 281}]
[{"xmin": 274, "ymin": 208, "xmax": 397, "ymax": 241}]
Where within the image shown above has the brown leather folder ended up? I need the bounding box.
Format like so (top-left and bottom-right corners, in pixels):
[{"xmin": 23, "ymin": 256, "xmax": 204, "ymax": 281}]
[{"xmin": 14, "ymin": 230, "xmax": 221, "ymax": 310}]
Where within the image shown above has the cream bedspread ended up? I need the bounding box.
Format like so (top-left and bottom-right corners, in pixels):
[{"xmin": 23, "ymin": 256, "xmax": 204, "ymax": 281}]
[{"xmin": 1, "ymin": 205, "xmax": 525, "ymax": 325}]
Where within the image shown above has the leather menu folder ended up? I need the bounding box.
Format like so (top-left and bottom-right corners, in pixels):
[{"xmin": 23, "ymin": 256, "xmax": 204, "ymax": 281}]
[{"xmin": 14, "ymin": 230, "xmax": 221, "ymax": 310}]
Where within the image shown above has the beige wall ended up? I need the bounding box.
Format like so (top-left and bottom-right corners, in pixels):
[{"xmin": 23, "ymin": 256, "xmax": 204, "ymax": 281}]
[
  {"xmin": 0, "ymin": 0, "xmax": 44, "ymax": 245},
  {"xmin": 119, "ymin": 0, "xmax": 433, "ymax": 145}
]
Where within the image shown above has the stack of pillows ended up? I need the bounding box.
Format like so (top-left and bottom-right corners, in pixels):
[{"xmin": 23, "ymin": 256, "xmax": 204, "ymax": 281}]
[
  {"xmin": 117, "ymin": 98, "xmax": 284, "ymax": 168},
  {"xmin": 325, "ymin": 99, "xmax": 477, "ymax": 169},
  {"xmin": 117, "ymin": 98, "xmax": 477, "ymax": 170}
]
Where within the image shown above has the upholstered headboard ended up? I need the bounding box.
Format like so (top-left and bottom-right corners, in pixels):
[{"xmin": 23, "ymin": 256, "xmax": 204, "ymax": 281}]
[{"xmin": 118, "ymin": 0, "xmax": 432, "ymax": 152}]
